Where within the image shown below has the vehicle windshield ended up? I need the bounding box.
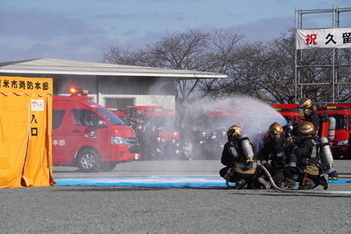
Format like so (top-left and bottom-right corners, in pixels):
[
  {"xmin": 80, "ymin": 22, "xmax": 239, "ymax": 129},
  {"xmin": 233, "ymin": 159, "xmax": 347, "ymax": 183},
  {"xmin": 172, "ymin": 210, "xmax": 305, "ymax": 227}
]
[
  {"xmin": 327, "ymin": 114, "xmax": 346, "ymax": 130},
  {"xmin": 144, "ymin": 117, "xmax": 177, "ymax": 131},
  {"xmin": 96, "ymin": 109, "xmax": 126, "ymax": 126}
]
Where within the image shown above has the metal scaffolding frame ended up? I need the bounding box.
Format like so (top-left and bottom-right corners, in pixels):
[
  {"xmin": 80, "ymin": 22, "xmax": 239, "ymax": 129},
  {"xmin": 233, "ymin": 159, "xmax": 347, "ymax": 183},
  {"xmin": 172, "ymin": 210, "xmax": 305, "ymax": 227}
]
[{"xmin": 295, "ymin": 7, "xmax": 351, "ymax": 104}]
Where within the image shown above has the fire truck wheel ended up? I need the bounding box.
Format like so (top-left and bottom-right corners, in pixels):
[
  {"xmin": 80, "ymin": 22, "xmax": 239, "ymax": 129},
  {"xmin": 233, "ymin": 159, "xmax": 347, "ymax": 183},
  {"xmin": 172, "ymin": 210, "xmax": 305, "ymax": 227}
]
[
  {"xmin": 76, "ymin": 149, "xmax": 101, "ymax": 172},
  {"xmin": 100, "ymin": 162, "xmax": 117, "ymax": 172}
]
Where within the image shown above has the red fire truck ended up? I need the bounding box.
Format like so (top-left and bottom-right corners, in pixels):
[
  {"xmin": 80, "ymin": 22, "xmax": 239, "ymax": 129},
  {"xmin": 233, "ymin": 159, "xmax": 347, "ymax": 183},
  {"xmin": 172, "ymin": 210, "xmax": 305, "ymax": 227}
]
[
  {"xmin": 317, "ymin": 103, "xmax": 351, "ymax": 159},
  {"xmin": 107, "ymin": 107, "xmax": 129, "ymax": 125},
  {"xmin": 201, "ymin": 106, "xmax": 240, "ymax": 159},
  {"xmin": 196, "ymin": 104, "xmax": 286, "ymax": 159},
  {"xmin": 124, "ymin": 106, "xmax": 180, "ymax": 160},
  {"xmin": 52, "ymin": 88, "xmax": 140, "ymax": 172},
  {"xmin": 194, "ymin": 105, "xmax": 249, "ymax": 160},
  {"xmin": 271, "ymin": 104, "xmax": 302, "ymax": 124}
]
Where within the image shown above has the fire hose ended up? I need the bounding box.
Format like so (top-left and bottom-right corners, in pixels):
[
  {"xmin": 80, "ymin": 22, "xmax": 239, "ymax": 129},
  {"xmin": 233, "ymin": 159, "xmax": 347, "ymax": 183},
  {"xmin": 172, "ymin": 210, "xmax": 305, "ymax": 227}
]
[{"xmin": 258, "ymin": 164, "xmax": 351, "ymax": 195}]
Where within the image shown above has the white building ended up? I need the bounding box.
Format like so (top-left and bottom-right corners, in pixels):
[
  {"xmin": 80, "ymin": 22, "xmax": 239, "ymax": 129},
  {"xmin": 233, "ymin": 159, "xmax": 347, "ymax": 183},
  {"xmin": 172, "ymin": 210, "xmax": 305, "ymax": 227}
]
[{"xmin": 0, "ymin": 58, "xmax": 227, "ymax": 110}]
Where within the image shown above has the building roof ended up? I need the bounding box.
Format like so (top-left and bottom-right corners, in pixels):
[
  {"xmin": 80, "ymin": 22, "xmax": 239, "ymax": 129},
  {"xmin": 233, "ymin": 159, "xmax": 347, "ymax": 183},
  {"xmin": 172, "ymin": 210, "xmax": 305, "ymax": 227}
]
[{"xmin": 0, "ymin": 58, "xmax": 227, "ymax": 79}]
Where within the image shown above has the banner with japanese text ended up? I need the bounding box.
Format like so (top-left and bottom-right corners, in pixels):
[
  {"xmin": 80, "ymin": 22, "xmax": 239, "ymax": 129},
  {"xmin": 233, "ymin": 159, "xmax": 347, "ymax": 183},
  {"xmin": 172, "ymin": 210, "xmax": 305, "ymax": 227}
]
[
  {"xmin": 296, "ymin": 27, "xmax": 351, "ymax": 49},
  {"xmin": 0, "ymin": 76, "xmax": 52, "ymax": 95}
]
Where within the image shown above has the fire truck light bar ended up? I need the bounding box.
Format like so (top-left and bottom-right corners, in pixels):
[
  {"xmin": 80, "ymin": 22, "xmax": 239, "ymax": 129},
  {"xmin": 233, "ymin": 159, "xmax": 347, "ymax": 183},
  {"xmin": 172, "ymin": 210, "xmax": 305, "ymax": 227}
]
[
  {"xmin": 325, "ymin": 105, "xmax": 349, "ymax": 110},
  {"xmin": 67, "ymin": 88, "xmax": 91, "ymax": 95},
  {"xmin": 274, "ymin": 108, "xmax": 295, "ymax": 112},
  {"xmin": 215, "ymin": 109, "xmax": 225, "ymax": 112},
  {"xmin": 153, "ymin": 108, "xmax": 165, "ymax": 112}
]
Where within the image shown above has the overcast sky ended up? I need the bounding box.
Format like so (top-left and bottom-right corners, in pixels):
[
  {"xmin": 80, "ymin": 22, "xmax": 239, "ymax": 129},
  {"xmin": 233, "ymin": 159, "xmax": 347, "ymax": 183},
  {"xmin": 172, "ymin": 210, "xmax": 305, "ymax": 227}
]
[{"xmin": 0, "ymin": 0, "xmax": 350, "ymax": 63}]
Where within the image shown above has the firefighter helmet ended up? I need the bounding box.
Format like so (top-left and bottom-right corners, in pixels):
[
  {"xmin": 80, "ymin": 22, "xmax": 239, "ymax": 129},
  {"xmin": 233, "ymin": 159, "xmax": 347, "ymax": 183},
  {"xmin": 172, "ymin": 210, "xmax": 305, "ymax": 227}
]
[
  {"xmin": 268, "ymin": 122, "xmax": 283, "ymax": 140},
  {"xmin": 299, "ymin": 98, "xmax": 316, "ymax": 116},
  {"xmin": 268, "ymin": 122, "xmax": 283, "ymax": 134},
  {"xmin": 297, "ymin": 121, "xmax": 315, "ymax": 136},
  {"xmin": 299, "ymin": 98, "xmax": 313, "ymax": 109},
  {"xmin": 227, "ymin": 125, "xmax": 242, "ymax": 137}
]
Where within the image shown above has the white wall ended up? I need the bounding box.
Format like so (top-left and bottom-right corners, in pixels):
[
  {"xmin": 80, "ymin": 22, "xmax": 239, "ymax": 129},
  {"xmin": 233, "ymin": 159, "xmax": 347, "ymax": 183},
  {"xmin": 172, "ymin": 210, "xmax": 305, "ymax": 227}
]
[{"xmin": 101, "ymin": 94, "xmax": 175, "ymax": 111}]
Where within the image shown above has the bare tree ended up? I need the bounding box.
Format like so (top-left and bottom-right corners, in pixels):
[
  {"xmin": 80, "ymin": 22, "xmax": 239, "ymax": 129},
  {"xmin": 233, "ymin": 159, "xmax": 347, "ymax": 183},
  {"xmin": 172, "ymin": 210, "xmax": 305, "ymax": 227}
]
[
  {"xmin": 217, "ymin": 30, "xmax": 350, "ymax": 104},
  {"xmin": 102, "ymin": 44, "xmax": 139, "ymax": 65},
  {"xmin": 101, "ymin": 28, "xmax": 350, "ymax": 107},
  {"xmin": 142, "ymin": 29, "xmax": 212, "ymax": 107},
  {"xmin": 197, "ymin": 30, "xmax": 251, "ymax": 100},
  {"xmin": 254, "ymin": 33, "xmax": 296, "ymax": 103},
  {"xmin": 102, "ymin": 29, "xmax": 247, "ymax": 104}
]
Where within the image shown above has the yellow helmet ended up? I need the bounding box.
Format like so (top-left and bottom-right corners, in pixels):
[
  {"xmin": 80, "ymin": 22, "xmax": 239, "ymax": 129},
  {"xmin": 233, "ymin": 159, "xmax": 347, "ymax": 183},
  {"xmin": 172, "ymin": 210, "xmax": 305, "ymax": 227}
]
[
  {"xmin": 227, "ymin": 125, "xmax": 242, "ymax": 137},
  {"xmin": 299, "ymin": 98, "xmax": 313, "ymax": 109},
  {"xmin": 268, "ymin": 122, "xmax": 283, "ymax": 134},
  {"xmin": 297, "ymin": 121, "xmax": 315, "ymax": 136}
]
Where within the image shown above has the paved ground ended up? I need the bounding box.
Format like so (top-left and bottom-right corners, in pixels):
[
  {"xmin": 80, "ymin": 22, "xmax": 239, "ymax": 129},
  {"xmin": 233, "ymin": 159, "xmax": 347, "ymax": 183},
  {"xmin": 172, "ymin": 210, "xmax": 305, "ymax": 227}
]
[{"xmin": 1, "ymin": 160, "xmax": 351, "ymax": 233}]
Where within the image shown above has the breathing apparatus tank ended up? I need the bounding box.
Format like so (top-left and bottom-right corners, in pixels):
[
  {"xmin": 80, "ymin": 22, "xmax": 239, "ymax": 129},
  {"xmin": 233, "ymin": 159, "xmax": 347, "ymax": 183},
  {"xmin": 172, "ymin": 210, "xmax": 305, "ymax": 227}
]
[
  {"xmin": 318, "ymin": 113, "xmax": 330, "ymax": 138},
  {"xmin": 320, "ymin": 137, "xmax": 333, "ymax": 165},
  {"xmin": 328, "ymin": 117, "xmax": 336, "ymax": 141},
  {"xmin": 240, "ymin": 134, "xmax": 254, "ymax": 161}
]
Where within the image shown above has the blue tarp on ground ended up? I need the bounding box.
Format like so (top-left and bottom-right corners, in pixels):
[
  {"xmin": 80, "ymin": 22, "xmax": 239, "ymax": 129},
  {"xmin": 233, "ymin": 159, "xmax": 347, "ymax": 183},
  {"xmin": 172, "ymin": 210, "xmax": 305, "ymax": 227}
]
[{"xmin": 54, "ymin": 176, "xmax": 350, "ymax": 187}]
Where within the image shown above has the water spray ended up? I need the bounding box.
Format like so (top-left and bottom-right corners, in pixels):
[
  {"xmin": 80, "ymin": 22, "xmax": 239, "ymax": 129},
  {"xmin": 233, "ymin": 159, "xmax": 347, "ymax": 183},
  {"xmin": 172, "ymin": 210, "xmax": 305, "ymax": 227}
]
[{"xmin": 183, "ymin": 95, "xmax": 286, "ymax": 140}]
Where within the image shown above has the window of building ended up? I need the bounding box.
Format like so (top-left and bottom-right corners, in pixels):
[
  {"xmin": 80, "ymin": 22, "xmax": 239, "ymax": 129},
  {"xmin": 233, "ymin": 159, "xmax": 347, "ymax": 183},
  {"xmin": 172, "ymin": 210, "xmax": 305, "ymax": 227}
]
[{"xmin": 105, "ymin": 98, "xmax": 134, "ymax": 108}]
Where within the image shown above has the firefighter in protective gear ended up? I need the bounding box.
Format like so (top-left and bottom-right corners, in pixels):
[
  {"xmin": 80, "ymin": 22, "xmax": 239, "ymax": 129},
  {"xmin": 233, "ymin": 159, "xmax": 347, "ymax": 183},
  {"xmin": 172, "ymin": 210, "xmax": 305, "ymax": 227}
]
[
  {"xmin": 299, "ymin": 98, "xmax": 314, "ymax": 111},
  {"xmin": 298, "ymin": 98, "xmax": 320, "ymax": 133},
  {"xmin": 259, "ymin": 122, "xmax": 298, "ymax": 188},
  {"xmin": 219, "ymin": 125, "xmax": 269, "ymax": 189},
  {"xmin": 226, "ymin": 125, "xmax": 242, "ymax": 141},
  {"xmin": 290, "ymin": 121, "xmax": 329, "ymax": 190},
  {"xmin": 298, "ymin": 98, "xmax": 338, "ymax": 180}
]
